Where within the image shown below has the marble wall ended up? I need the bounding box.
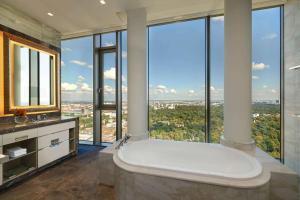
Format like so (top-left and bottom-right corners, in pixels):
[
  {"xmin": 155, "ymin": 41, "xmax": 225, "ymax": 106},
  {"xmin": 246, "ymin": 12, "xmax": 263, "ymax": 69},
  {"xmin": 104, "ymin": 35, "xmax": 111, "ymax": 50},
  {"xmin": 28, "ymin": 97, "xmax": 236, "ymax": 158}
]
[
  {"xmin": 284, "ymin": 0, "xmax": 300, "ymax": 176},
  {"xmin": 0, "ymin": 3, "xmax": 61, "ymax": 47}
]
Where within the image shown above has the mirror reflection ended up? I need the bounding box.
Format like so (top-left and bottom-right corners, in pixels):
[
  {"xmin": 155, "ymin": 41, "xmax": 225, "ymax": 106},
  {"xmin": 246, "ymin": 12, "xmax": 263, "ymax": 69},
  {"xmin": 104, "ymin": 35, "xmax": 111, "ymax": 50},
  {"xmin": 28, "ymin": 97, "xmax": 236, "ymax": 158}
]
[{"xmin": 12, "ymin": 42, "xmax": 55, "ymax": 107}]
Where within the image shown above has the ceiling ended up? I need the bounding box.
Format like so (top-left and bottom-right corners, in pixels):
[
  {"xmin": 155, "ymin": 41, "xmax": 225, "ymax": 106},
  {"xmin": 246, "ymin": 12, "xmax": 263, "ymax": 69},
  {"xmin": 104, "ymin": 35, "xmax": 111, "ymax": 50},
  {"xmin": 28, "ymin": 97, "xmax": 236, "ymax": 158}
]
[{"xmin": 2, "ymin": 0, "xmax": 286, "ymax": 38}]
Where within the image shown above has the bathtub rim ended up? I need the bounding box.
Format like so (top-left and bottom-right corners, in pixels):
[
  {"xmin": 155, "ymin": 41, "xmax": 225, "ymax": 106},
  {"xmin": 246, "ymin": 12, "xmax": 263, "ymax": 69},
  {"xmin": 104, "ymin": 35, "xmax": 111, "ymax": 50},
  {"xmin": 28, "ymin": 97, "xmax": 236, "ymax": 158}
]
[{"xmin": 113, "ymin": 140, "xmax": 271, "ymax": 189}]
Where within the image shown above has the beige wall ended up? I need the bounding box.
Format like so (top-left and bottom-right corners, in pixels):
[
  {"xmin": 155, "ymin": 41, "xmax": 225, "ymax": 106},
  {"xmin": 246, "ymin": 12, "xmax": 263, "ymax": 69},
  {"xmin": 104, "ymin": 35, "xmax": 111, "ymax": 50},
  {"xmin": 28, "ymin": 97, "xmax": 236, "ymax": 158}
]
[
  {"xmin": 284, "ymin": 0, "xmax": 300, "ymax": 176},
  {"xmin": 0, "ymin": 3, "xmax": 61, "ymax": 47}
]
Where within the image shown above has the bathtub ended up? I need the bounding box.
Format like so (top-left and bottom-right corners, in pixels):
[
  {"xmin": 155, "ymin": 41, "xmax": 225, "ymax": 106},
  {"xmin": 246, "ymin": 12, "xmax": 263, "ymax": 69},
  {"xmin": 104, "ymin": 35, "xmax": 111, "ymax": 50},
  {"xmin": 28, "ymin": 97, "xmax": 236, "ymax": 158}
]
[{"xmin": 113, "ymin": 139, "xmax": 271, "ymax": 200}]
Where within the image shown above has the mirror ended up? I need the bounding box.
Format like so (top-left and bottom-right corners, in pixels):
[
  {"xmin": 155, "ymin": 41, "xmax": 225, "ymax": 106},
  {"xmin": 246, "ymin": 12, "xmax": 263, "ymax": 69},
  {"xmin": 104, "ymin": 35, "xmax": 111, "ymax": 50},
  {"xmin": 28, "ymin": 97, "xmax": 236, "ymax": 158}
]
[{"xmin": 10, "ymin": 40, "xmax": 56, "ymax": 109}]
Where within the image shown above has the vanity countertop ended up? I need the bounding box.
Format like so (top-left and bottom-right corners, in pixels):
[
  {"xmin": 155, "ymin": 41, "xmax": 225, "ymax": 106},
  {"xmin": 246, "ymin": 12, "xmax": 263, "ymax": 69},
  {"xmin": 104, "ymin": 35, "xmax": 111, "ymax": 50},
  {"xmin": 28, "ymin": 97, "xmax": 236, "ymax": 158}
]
[{"xmin": 0, "ymin": 116, "xmax": 78, "ymax": 135}]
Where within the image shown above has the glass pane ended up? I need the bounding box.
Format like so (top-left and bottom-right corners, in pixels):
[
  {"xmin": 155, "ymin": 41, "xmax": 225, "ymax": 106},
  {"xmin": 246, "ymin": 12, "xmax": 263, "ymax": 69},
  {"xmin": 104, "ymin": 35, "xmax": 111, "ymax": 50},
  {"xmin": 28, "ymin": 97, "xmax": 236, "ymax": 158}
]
[
  {"xmin": 95, "ymin": 34, "xmax": 101, "ymax": 48},
  {"xmin": 121, "ymin": 31, "xmax": 128, "ymax": 135},
  {"xmin": 61, "ymin": 36, "xmax": 94, "ymax": 142},
  {"xmin": 149, "ymin": 19, "xmax": 206, "ymax": 142},
  {"xmin": 210, "ymin": 16, "xmax": 224, "ymax": 143},
  {"xmin": 39, "ymin": 52, "xmax": 50, "ymax": 105},
  {"xmin": 102, "ymin": 110, "xmax": 116, "ymax": 142},
  {"xmin": 101, "ymin": 32, "xmax": 116, "ymax": 47},
  {"xmin": 30, "ymin": 50, "xmax": 39, "ymax": 106},
  {"xmin": 252, "ymin": 8, "xmax": 281, "ymax": 159},
  {"xmin": 103, "ymin": 52, "xmax": 116, "ymax": 105},
  {"xmin": 14, "ymin": 45, "xmax": 29, "ymax": 106}
]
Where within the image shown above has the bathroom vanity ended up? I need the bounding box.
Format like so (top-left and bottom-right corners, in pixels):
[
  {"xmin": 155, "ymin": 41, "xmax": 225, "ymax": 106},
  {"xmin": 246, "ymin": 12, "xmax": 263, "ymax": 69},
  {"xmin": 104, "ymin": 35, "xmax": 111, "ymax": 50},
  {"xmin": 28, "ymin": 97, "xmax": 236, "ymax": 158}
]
[{"xmin": 0, "ymin": 116, "xmax": 78, "ymax": 187}]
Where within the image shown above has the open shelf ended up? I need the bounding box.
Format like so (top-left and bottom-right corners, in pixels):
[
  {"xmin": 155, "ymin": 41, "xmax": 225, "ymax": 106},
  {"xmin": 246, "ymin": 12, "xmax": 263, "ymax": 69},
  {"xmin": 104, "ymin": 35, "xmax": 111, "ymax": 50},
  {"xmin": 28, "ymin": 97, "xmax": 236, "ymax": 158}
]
[
  {"xmin": 3, "ymin": 152, "xmax": 36, "ymax": 183},
  {"xmin": 3, "ymin": 138, "xmax": 37, "ymax": 158}
]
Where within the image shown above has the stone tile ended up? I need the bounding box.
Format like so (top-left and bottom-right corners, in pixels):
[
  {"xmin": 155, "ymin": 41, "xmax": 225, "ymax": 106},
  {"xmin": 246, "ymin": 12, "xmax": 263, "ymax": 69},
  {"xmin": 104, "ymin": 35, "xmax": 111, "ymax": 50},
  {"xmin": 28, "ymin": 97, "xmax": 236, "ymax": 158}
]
[{"xmin": 0, "ymin": 146, "xmax": 115, "ymax": 200}]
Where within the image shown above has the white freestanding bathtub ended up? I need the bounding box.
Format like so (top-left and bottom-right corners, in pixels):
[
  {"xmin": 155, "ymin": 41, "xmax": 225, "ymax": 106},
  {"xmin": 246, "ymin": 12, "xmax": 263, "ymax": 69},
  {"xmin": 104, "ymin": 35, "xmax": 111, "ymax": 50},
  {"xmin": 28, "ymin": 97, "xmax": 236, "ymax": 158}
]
[{"xmin": 113, "ymin": 139, "xmax": 270, "ymax": 200}]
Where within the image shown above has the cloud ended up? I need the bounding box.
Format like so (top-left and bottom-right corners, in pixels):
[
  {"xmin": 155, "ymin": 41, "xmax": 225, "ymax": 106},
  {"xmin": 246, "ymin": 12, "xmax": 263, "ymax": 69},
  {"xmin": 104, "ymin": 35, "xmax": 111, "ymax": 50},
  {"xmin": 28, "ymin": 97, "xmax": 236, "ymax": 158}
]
[
  {"xmin": 70, "ymin": 60, "xmax": 87, "ymax": 66},
  {"xmin": 78, "ymin": 75, "xmax": 85, "ymax": 82},
  {"xmin": 62, "ymin": 82, "xmax": 77, "ymax": 91},
  {"xmin": 61, "ymin": 61, "xmax": 65, "ymax": 67},
  {"xmin": 212, "ymin": 16, "xmax": 224, "ymax": 21},
  {"xmin": 104, "ymin": 85, "xmax": 114, "ymax": 95},
  {"xmin": 88, "ymin": 65, "xmax": 93, "ymax": 69},
  {"xmin": 156, "ymin": 85, "xmax": 169, "ymax": 94},
  {"xmin": 252, "ymin": 75, "xmax": 259, "ymax": 80},
  {"xmin": 271, "ymin": 89, "xmax": 277, "ymax": 94},
  {"xmin": 81, "ymin": 83, "xmax": 92, "ymax": 91},
  {"xmin": 62, "ymin": 47, "xmax": 72, "ymax": 52},
  {"xmin": 104, "ymin": 68, "xmax": 116, "ymax": 80},
  {"xmin": 252, "ymin": 62, "xmax": 270, "ymax": 70},
  {"xmin": 170, "ymin": 89, "xmax": 176, "ymax": 94},
  {"xmin": 188, "ymin": 90, "xmax": 195, "ymax": 94},
  {"xmin": 122, "ymin": 85, "xmax": 128, "ymax": 93},
  {"xmin": 122, "ymin": 51, "xmax": 127, "ymax": 59},
  {"xmin": 263, "ymin": 85, "xmax": 268, "ymax": 89},
  {"xmin": 210, "ymin": 86, "xmax": 216, "ymax": 91},
  {"xmin": 262, "ymin": 33, "xmax": 277, "ymax": 40}
]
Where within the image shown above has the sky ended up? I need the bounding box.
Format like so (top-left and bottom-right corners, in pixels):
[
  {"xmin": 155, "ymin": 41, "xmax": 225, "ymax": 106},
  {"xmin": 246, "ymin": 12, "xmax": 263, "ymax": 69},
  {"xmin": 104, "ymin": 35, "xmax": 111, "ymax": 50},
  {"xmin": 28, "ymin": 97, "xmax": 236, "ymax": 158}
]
[{"xmin": 61, "ymin": 7, "xmax": 280, "ymax": 103}]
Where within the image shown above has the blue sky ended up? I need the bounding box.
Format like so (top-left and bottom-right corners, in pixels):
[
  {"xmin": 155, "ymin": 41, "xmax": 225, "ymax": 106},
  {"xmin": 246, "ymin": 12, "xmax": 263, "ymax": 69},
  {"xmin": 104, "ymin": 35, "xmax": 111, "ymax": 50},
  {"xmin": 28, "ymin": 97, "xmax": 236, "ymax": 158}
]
[{"xmin": 61, "ymin": 7, "xmax": 280, "ymax": 103}]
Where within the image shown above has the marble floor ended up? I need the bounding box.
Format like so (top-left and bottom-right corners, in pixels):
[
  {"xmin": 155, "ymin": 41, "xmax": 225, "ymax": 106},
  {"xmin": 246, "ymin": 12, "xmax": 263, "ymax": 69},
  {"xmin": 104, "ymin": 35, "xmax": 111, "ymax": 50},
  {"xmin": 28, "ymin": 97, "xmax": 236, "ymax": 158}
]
[{"xmin": 0, "ymin": 145, "xmax": 115, "ymax": 200}]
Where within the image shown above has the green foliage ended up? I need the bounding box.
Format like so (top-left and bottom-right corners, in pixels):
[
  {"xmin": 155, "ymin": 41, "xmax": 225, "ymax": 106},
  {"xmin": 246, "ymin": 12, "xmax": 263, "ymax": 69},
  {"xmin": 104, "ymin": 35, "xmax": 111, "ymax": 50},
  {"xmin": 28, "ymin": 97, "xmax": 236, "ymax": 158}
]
[{"xmin": 149, "ymin": 103, "xmax": 280, "ymax": 159}]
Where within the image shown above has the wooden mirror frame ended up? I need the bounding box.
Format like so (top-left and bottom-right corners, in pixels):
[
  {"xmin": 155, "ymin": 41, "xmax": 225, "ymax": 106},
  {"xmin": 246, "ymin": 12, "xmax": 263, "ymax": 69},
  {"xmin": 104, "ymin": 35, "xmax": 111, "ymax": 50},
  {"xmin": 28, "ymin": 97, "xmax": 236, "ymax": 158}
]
[{"xmin": 2, "ymin": 32, "xmax": 60, "ymax": 115}]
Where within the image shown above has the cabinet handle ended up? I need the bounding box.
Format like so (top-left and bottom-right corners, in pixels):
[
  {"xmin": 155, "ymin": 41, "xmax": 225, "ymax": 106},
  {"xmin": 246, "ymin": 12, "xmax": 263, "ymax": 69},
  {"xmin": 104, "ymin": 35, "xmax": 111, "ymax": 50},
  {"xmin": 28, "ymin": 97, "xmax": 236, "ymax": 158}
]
[
  {"xmin": 15, "ymin": 135, "xmax": 28, "ymax": 142},
  {"xmin": 50, "ymin": 138, "xmax": 59, "ymax": 147}
]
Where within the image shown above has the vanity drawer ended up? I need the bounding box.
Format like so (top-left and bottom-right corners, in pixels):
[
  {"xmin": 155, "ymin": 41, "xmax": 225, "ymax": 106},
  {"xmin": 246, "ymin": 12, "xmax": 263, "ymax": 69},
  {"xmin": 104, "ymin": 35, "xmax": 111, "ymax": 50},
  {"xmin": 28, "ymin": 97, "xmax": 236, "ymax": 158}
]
[
  {"xmin": 38, "ymin": 130, "xmax": 69, "ymax": 150},
  {"xmin": 37, "ymin": 121, "xmax": 75, "ymax": 137},
  {"xmin": 38, "ymin": 140, "xmax": 69, "ymax": 168},
  {"xmin": 2, "ymin": 129, "xmax": 37, "ymax": 145}
]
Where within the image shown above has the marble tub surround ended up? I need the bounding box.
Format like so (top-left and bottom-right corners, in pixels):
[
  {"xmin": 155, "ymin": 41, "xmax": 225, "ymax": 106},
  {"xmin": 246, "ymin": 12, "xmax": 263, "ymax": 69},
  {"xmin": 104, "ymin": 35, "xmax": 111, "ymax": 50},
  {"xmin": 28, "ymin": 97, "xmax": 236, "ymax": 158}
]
[{"xmin": 114, "ymin": 166, "xmax": 269, "ymax": 200}]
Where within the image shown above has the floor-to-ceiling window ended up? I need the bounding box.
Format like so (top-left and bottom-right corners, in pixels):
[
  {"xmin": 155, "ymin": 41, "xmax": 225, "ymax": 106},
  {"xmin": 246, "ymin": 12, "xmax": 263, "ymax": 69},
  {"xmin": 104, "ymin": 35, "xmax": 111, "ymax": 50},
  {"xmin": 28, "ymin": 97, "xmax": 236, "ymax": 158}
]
[
  {"xmin": 148, "ymin": 7, "xmax": 282, "ymax": 159},
  {"xmin": 61, "ymin": 36, "xmax": 94, "ymax": 142},
  {"xmin": 148, "ymin": 19, "xmax": 206, "ymax": 142},
  {"xmin": 209, "ymin": 7, "xmax": 281, "ymax": 158},
  {"xmin": 121, "ymin": 31, "xmax": 128, "ymax": 135}
]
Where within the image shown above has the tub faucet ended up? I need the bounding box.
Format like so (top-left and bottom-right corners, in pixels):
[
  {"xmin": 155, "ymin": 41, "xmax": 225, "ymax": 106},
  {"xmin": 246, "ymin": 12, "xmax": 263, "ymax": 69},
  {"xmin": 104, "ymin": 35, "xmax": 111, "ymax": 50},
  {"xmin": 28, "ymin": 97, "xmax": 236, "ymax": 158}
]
[{"xmin": 115, "ymin": 134, "xmax": 131, "ymax": 149}]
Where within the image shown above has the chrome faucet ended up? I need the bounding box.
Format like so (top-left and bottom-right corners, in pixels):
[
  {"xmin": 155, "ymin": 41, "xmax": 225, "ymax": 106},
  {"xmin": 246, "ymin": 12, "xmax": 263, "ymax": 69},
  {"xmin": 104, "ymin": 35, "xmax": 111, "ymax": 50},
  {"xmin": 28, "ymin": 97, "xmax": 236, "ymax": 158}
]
[{"xmin": 115, "ymin": 134, "xmax": 131, "ymax": 149}]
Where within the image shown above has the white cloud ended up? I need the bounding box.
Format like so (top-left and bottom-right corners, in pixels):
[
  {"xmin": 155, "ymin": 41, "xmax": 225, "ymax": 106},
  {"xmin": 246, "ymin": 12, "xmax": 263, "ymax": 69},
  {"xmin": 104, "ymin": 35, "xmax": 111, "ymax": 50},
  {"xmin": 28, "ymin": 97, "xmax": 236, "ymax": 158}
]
[
  {"xmin": 70, "ymin": 60, "xmax": 87, "ymax": 66},
  {"xmin": 88, "ymin": 65, "xmax": 93, "ymax": 69},
  {"xmin": 170, "ymin": 89, "xmax": 176, "ymax": 94},
  {"xmin": 262, "ymin": 33, "xmax": 277, "ymax": 40},
  {"xmin": 78, "ymin": 75, "xmax": 85, "ymax": 82},
  {"xmin": 156, "ymin": 85, "xmax": 169, "ymax": 94},
  {"xmin": 122, "ymin": 85, "xmax": 128, "ymax": 93},
  {"xmin": 263, "ymin": 85, "xmax": 268, "ymax": 89},
  {"xmin": 122, "ymin": 51, "xmax": 127, "ymax": 59},
  {"xmin": 104, "ymin": 85, "xmax": 114, "ymax": 95},
  {"xmin": 252, "ymin": 62, "xmax": 270, "ymax": 70},
  {"xmin": 61, "ymin": 82, "xmax": 77, "ymax": 91},
  {"xmin": 212, "ymin": 16, "xmax": 224, "ymax": 21},
  {"xmin": 252, "ymin": 75, "xmax": 259, "ymax": 80},
  {"xmin": 210, "ymin": 86, "xmax": 216, "ymax": 91},
  {"xmin": 61, "ymin": 61, "xmax": 65, "ymax": 67},
  {"xmin": 104, "ymin": 68, "xmax": 116, "ymax": 80},
  {"xmin": 188, "ymin": 90, "xmax": 195, "ymax": 94},
  {"xmin": 81, "ymin": 83, "xmax": 92, "ymax": 91},
  {"xmin": 271, "ymin": 89, "xmax": 277, "ymax": 94}
]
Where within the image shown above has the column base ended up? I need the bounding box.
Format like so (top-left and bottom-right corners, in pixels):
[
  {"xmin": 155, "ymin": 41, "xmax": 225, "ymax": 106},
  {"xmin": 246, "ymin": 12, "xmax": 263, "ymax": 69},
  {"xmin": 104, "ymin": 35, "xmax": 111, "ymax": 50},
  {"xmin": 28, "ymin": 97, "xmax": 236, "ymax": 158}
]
[
  {"xmin": 220, "ymin": 135, "xmax": 256, "ymax": 153},
  {"xmin": 129, "ymin": 132, "xmax": 149, "ymax": 141}
]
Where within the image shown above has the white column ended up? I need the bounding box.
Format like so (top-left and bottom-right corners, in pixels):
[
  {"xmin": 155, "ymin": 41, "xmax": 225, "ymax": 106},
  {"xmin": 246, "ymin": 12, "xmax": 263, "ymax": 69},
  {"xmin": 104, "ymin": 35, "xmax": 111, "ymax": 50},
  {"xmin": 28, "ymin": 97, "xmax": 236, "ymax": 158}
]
[
  {"xmin": 127, "ymin": 8, "xmax": 148, "ymax": 140},
  {"xmin": 221, "ymin": 0, "xmax": 255, "ymax": 151}
]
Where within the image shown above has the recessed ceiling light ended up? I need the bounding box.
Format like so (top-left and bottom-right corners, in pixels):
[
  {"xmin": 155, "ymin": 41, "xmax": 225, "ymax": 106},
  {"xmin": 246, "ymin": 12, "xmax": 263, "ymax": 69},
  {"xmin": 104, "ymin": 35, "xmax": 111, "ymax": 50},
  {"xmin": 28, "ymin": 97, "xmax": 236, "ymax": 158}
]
[
  {"xmin": 47, "ymin": 12, "xmax": 54, "ymax": 17},
  {"xmin": 99, "ymin": 0, "xmax": 106, "ymax": 5}
]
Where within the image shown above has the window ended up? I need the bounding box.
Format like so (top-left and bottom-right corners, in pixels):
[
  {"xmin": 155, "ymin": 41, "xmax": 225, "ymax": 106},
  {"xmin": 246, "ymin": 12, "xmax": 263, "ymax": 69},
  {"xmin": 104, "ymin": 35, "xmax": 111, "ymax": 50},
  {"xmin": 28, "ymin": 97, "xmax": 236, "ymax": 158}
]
[
  {"xmin": 148, "ymin": 19, "xmax": 206, "ymax": 142},
  {"xmin": 121, "ymin": 31, "xmax": 128, "ymax": 134},
  {"xmin": 252, "ymin": 8, "xmax": 281, "ymax": 159},
  {"xmin": 210, "ymin": 16, "xmax": 224, "ymax": 144},
  {"xmin": 209, "ymin": 8, "xmax": 281, "ymax": 159},
  {"xmin": 61, "ymin": 36, "xmax": 94, "ymax": 142}
]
